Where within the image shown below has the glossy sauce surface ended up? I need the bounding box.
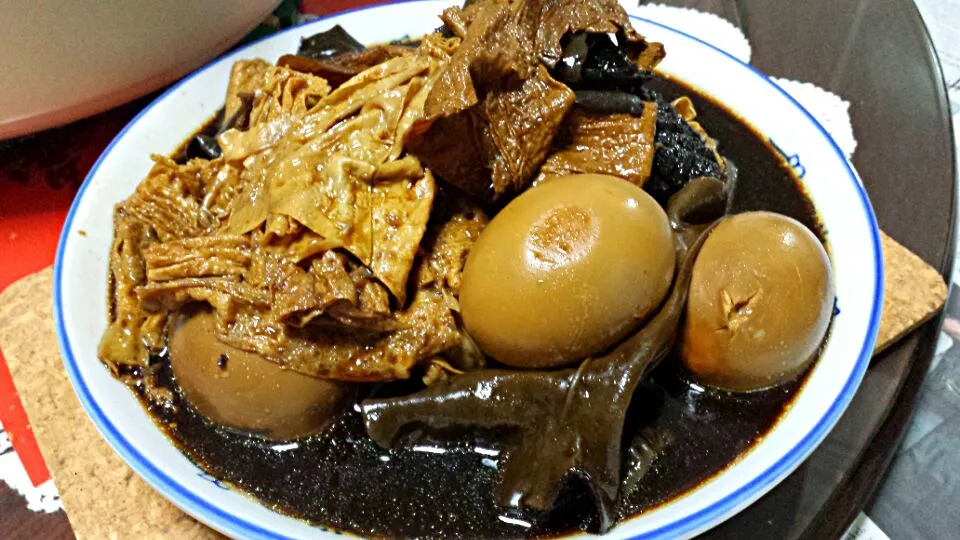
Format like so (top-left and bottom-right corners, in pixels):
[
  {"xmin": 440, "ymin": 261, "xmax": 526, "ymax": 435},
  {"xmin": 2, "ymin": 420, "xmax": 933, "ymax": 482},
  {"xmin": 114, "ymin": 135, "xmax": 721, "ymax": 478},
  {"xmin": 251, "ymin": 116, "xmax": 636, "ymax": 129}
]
[{"xmin": 141, "ymin": 76, "xmax": 820, "ymax": 537}]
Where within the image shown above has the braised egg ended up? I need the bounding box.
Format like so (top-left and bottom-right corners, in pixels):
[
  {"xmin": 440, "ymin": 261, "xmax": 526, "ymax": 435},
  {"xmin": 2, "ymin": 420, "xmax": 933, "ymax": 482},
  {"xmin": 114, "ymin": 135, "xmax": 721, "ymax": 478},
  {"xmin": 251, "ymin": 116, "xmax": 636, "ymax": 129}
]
[
  {"xmin": 169, "ymin": 308, "xmax": 354, "ymax": 439},
  {"xmin": 459, "ymin": 174, "xmax": 675, "ymax": 368},
  {"xmin": 681, "ymin": 211, "xmax": 834, "ymax": 391}
]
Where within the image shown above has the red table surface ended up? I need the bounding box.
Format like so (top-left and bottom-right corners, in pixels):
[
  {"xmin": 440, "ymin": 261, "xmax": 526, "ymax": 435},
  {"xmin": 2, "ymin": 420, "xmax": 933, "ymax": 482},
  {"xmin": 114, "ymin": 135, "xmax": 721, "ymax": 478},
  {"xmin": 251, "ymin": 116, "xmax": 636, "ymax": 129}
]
[{"xmin": 0, "ymin": 0, "xmax": 374, "ymax": 501}]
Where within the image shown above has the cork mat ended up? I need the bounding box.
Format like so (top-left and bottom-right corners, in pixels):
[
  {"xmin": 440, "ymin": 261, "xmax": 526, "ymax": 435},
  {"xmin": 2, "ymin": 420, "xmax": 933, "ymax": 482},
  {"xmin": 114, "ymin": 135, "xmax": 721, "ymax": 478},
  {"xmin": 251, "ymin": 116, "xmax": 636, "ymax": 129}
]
[
  {"xmin": 0, "ymin": 269, "xmax": 220, "ymax": 539},
  {"xmin": 874, "ymin": 232, "xmax": 950, "ymax": 353},
  {"xmin": 0, "ymin": 230, "xmax": 946, "ymax": 539}
]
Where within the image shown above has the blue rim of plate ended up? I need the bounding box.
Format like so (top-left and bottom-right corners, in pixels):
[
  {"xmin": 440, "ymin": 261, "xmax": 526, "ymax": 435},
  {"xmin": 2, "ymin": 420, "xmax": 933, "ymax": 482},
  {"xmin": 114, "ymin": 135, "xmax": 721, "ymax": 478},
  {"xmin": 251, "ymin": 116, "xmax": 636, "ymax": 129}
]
[{"xmin": 52, "ymin": 2, "xmax": 884, "ymax": 538}]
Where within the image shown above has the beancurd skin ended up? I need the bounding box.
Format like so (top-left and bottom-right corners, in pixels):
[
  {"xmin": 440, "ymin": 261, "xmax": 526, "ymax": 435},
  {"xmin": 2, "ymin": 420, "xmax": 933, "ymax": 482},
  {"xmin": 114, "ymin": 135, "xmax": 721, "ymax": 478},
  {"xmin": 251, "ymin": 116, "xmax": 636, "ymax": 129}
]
[
  {"xmin": 681, "ymin": 211, "xmax": 834, "ymax": 392},
  {"xmin": 459, "ymin": 174, "xmax": 675, "ymax": 369}
]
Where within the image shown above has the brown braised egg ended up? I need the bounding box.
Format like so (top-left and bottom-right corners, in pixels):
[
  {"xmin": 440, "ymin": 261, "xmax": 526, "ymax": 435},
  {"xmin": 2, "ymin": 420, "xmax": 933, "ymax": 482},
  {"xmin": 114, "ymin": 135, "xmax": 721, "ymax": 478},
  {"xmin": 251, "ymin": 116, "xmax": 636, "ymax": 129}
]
[
  {"xmin": 681, "ymin": 211, "xmax": 834, "ymax": 392},
  {"xmin": 459, "ymin": 173, "xmax": 675, "ymax": 369},
  {"xmin": 169, "ymin": 309, "xmax": 354, "ymax": 440}
]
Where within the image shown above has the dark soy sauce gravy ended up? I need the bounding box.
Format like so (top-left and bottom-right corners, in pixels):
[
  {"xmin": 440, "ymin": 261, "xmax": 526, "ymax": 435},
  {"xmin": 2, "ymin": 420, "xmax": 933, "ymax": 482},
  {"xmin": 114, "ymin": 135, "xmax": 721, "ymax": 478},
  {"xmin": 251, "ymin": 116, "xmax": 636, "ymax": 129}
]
[{"xmin": 140, "ymin": 76, "xmax": 820, "ymax": 538}]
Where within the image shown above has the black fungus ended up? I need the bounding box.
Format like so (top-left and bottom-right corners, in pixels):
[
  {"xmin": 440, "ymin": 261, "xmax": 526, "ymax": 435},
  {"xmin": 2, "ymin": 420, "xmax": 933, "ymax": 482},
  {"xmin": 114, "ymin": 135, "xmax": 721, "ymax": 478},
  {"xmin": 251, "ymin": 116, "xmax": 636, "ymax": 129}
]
[
  {"xmin": 298, "ymin": 24, "xmax": 365, "ymax": 60},
  {"xmin": 645, "ymin": 97, "xmax": 724, "ymax": 203},
  {"xmin": 220, "ymin": 93, "xmax": 253, "ymax": 133},
  {"xmin": 621, "ymin": 425, "xmax": 674, "ymax": 497},
  {"xmin": 581, "ymin": 33, "xmax": 651, "ymax": 87},
  {"xmin": 185, "ymin": 134, "xmax": 221, "ymax": 160},
  {"xmin": 554, "ymin": 34, "xmax": 652, "ymax": 92},
  {"xmin": 182, "ymin": 94, "xmax": 252, "ymax": 163},
  {"xmin": 574, "ymin": 90, "xmax": 647, "ymax": 115},
  {"xmin": 667, "ymin": 177, "xmax": 727, "ymax": 228},
  {"xmin": 666, "ymin": 177, "xmax": 726, "ymax": 258},
  {"xmin": 554, "ymin": 33, "xmax": 589, "ymax": 83}
]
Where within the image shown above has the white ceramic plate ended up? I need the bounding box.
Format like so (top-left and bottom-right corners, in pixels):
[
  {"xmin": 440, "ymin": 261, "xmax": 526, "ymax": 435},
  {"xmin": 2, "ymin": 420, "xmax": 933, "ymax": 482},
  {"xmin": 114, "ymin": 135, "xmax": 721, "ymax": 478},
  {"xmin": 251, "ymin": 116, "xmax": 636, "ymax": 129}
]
[{"xmin": 54, "ymin": 2, "xmax": 883, "ymax": 538}]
